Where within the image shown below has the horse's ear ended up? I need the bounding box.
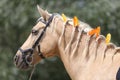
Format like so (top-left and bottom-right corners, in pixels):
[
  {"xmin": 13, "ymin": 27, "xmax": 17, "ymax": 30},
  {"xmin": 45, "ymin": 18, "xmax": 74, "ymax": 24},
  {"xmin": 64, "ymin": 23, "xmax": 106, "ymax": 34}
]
[{"xmin": 37, "ymin": 5, "xmax": 51, "ymax": 21}]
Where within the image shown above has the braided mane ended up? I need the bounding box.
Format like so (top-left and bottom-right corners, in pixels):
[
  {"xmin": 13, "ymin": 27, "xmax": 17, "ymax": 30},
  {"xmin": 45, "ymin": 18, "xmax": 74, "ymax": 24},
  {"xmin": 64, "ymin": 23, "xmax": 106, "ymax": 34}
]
[{"xmin": 53, "ymin": 13, "xmax": 120, "ymax": 80}]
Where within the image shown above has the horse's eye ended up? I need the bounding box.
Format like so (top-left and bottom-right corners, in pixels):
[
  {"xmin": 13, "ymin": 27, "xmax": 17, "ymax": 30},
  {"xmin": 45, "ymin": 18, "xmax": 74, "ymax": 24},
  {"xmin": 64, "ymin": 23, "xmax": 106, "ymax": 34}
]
[{"xmin": 32, "ymin": 30, "xmax": 39, "ymax": 35}]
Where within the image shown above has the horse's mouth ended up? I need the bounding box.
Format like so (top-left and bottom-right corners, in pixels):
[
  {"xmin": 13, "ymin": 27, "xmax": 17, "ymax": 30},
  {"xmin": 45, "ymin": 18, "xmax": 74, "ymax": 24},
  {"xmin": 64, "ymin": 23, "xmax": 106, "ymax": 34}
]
[{"xmin": 16, "ymin": 61, "xmax": 30, "ymax": 70}]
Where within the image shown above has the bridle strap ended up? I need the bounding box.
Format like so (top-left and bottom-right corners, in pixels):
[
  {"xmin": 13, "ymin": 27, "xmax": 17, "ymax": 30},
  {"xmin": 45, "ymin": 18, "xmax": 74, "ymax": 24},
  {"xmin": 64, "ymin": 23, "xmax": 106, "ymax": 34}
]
[
  {"xmin": 19, "ymin": 14, "xmax": 54, "ymax": 65},
  {"xmin": 32, "ymin": 14, "xmax": 54, "ymax": 49},
  {"xmin": 38, "ymin": 45, "xmax": 45, "ymax": 58}
]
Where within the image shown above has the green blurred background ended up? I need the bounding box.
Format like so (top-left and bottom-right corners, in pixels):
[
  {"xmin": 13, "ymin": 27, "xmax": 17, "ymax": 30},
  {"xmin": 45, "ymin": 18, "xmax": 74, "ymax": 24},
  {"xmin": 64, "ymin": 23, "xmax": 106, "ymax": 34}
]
[{"xmin": 0, "ymin": 0, "xmax": 120, "ymax": 80}]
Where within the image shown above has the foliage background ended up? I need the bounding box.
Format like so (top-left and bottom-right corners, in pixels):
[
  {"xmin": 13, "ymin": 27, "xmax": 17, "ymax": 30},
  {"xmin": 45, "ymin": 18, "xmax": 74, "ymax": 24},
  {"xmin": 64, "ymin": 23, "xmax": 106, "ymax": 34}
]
[{"xmin": 0, "ymin": 0, "xmax": 120, "ymax": 80}]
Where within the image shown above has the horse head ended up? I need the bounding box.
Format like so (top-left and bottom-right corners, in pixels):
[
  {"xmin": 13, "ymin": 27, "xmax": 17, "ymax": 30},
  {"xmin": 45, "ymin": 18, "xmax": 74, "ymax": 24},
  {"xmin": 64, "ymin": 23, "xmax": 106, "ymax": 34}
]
[{"xmin": 14, "ymin": 6, "xmax": 62, "ymax": 70}]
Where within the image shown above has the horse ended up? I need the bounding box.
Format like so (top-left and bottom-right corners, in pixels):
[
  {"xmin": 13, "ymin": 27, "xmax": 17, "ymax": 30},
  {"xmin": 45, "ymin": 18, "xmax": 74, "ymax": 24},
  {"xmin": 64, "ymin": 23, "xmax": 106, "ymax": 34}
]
[{"xmin": 14, "ymin": 5, "xmax": 120, "ymax": 80}]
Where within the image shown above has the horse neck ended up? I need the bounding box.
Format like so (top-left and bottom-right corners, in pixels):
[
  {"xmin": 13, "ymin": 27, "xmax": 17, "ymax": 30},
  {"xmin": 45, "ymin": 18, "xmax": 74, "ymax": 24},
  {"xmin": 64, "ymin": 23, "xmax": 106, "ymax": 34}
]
[{"xmin": 55, "ymin": 19, "xmax": 120, "ymax": 80}]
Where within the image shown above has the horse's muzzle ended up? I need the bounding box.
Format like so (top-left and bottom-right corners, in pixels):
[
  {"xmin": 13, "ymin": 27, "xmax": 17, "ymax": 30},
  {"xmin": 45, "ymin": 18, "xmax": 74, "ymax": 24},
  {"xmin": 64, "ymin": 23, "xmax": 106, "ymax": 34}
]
[{"xmin": 14, "ymin": 52, "xmax": 30, "ymax": 70}]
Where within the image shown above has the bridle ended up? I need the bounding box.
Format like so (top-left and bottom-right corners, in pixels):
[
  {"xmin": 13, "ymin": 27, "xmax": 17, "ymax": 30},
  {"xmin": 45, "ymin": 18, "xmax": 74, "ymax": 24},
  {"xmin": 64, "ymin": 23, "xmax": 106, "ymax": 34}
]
[{"xmin": 19, "ymin": 14, "xmax": 55, "ymax": 66}]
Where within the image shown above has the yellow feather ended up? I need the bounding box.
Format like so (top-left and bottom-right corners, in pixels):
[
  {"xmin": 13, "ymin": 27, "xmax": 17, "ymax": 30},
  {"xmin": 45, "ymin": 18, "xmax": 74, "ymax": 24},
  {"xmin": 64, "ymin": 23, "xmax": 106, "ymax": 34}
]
[
  {"xmin": 62, "ymin": 13, "xmax": 67, "ymax": 22},
  {"xmin": 106, "ymin": 33, "xmax": 111, "ymax": 44}
]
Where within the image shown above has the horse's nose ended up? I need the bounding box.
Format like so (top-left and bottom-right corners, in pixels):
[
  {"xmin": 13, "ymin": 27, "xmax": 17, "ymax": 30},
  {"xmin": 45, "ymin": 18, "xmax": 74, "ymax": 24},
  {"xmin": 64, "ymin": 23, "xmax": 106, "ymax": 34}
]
[{"xmin": 14, "ymin": 54, "xmax": 19, "ymax": 66}]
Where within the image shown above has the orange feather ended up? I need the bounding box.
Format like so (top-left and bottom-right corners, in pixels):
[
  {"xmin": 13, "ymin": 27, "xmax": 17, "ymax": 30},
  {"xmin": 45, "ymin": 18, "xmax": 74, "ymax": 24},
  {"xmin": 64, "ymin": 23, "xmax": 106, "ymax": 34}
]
[
  {"xmin": 88, "ymin": 26, "xmax": 101, "ymax": 38},
  {"xmin": 73, "ymin": 16, "xmax": 79, "ymax": 27}
]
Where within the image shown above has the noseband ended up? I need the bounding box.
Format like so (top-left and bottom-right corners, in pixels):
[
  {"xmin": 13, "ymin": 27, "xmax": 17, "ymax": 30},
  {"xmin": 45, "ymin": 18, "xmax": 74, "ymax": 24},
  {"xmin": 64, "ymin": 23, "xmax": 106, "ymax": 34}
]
[{"xmin": 19, "ymin": 14, "xmax": 54, "ymax": 65}]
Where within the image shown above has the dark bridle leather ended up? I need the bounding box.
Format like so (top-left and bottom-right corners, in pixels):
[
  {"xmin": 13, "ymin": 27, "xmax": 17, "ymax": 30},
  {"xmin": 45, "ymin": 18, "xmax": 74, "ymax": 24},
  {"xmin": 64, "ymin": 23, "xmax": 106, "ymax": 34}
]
[{"xmin": 19, "ymin": 14, "xmax": 55, "ymax": 66}]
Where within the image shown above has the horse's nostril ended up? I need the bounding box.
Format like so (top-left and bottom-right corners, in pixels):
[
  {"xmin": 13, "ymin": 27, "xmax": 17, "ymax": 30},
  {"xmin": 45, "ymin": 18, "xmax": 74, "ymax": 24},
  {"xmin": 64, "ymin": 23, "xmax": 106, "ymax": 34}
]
[
  {"xmin": 14, "ymin": 55, "xmax": 19, "ymax": 65},
  {"xmin": 14, "ymin": 55, "xmax": 17, "ymax": 61},
  {"xmin": 26, "ymin": 56, "xmax": 33, "ymax": 63}
]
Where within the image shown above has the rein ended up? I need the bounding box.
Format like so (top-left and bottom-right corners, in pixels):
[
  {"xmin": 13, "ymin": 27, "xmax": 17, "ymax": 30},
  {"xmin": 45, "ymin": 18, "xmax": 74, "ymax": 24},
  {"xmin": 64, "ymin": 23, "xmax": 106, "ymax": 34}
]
[{"xmin": 19, "ymin": 14, "xmax": 55, "ymax": 66}]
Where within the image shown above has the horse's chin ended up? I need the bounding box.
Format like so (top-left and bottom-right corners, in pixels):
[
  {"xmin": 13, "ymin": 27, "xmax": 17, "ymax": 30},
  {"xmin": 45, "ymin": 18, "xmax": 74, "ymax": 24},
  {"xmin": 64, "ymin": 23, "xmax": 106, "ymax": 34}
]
[{"xmin": 15, "ymin": 61, "xmax": 31, "ymax": 71}]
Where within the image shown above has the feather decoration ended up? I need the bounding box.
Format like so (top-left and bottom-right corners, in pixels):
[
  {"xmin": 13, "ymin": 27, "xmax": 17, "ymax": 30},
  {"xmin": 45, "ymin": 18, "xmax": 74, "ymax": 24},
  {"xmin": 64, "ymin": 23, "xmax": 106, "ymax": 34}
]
[
  {"xmin": 88, "ymin": 26, "xmax": 101, "ymax": 38},
  {"xmin": 73, "ymin": 16, "xmax": 79, "ymax": 27},
  {"xmin": 62, "ymin": 13, "xmax": 67, "ymax": 22},
  {"xmin": 106, "ymin": 33, "xmax": 111, "ymax": 44}
]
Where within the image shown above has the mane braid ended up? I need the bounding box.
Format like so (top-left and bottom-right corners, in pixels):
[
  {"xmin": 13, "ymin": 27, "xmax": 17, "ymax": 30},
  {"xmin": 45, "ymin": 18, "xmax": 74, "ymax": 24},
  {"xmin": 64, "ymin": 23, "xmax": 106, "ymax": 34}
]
[
  {"xmin": 71, "ymin": 27, "xmax": 84, "ymax": 57},
  {"xmin": 81, "ymin": 35, "xmax": 91, "ymax": 61},
  {"xmin": 65, "ymin": 27, "xmax": 76, "ymax": 53},
  {"xmin": 51, "ymin": 16, "xmax": 57, "ymax": 33},
  {"xmin": 58, "ymin": 21, "xmax": 66, "ymax": 50}
]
